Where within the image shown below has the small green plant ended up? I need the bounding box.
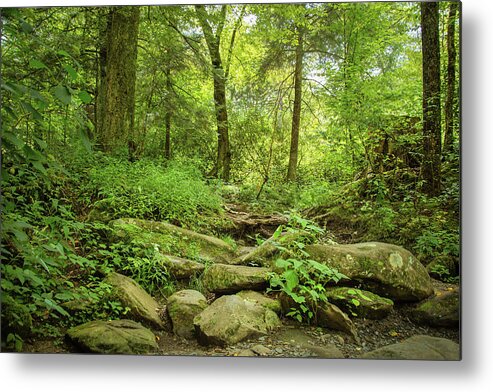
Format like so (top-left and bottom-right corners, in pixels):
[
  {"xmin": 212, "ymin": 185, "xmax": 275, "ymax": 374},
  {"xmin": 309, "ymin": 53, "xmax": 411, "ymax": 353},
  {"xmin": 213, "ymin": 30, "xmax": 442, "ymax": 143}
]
[{"xmin": 429, "ymin": 264, "xmax": 459, "ymax": 284}]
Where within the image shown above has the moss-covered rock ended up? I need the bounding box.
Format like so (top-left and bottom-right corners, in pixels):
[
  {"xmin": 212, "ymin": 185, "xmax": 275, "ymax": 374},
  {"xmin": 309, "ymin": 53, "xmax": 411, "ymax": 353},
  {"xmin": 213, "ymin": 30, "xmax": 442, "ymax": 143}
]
[
  {"xmin": 361, "ymin": 335, "xmax": 460, "ymax": 360},
  {"xmin": 306, "ymin": 242, "xmax": 433, "ymax": 301},
  {"xmin": 193, "ymin": 295, "xmax": 281, "ymax": 346},
  {"xmin": 201, "ymin": 264, "xmax": 270, "ymax": 294},
  {"xmin": 409, "ymin": 288, "xmax": 459, "ymax": 328},
  {"xmin": 105, "ymin": 272, "xmax": 165, "ymax": 329},
  {"xmin": 110, "ymin": 218, "xmax": 236, "ymax": 263},
  {"xmin": 158, "ymin": 254, "xmax": 205, "ymax": 280},
  {"xmin": 66, "ymin": 319, "xmax": 158, "ymax": 354},
  {"xmin": 167, "ymin": 290, "xmax": 208, "ymax": 339},
  {"xmin": 426, "ymin": 255, "xmax": 459, "ymax": 281},
  {"xmin": 325, "ymin": 287, "xmax": 394, "ymax": 319},
  {"xmin": 236, "ymin": 290, "xmax": 281, "ymax": 314}
]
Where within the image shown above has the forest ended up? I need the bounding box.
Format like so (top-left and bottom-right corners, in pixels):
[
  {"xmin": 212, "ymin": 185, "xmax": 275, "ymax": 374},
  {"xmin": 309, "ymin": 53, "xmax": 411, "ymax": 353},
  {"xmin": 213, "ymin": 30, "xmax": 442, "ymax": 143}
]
[{"xmin": 0, "ymin": 1, "xmax": 460, "ymax": 359}]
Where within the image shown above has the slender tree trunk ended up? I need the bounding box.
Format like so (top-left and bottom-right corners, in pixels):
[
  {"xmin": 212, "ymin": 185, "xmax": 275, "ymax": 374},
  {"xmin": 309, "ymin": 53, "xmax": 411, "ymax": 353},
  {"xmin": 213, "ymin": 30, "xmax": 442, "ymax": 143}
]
[
  {"xmin": 196, "ymin": 5, "xmax": 231, "ymax": 182},
  {"xmin": 287, "ymin": 27, "xmax": 303, "ymax": 182},
  {"xmin": 421, "ymin": 2, "xmax": 441, "ymax": 196},
  {"xmin": 164, "ymin": 67, "xmax": 172, "ymax": 160},
  {"xmin": 443, "ymin": 2, "xmax": 458, "ymax": 155},
  {"xmin": 97, "ymin": 6, "xmax": 140, "ymax": 158}
]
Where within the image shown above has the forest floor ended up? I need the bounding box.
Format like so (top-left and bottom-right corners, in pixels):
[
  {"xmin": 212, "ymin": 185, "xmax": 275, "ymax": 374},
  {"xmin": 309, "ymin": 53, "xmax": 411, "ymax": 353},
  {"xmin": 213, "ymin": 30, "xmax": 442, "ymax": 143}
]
[
  {"xmin": 24, "ymin": 276, "xmax": 459, "ymax": 358},
  {"xmin": 21, "ymin": 200, "xmax": 459, "ymax": 358}
]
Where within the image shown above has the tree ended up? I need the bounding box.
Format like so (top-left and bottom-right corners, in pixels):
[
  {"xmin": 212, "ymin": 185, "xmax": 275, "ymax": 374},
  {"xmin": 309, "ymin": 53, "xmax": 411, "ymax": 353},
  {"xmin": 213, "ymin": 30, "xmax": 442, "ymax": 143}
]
[
  {"xmin": 286, "ymin": 23, "xmax": 304, "ymax": 182},
  {"xmin": 96, "ymin": 6, "xmax": 140, "ymax": 157},
  {"xmin": 443, "ymin": 1, "xmax": 459, "ymax": 155},
  {"xmin": 421, "ymin": 1, "xmax": 441, "ymax": 196},
  {"xmin": 195, "ymin": 5, "xmax": 231, "ymax": 181}
]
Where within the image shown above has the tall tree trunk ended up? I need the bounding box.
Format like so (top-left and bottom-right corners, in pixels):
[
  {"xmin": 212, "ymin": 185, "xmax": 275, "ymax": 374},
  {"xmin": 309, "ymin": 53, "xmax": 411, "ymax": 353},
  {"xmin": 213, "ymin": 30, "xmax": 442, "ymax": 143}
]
[
  {"xmin": 164, "ymin": 67, "xmax": 172, "ymax": 160},
  {"xmin": 96, "ymin": 6, "xmax": 140, "ymax": 158},
  {"xmin": 421, "ymin": 2, "xmax": 441, "ymax": 196},
  {"xmin": 286, "ymin": 27, "xmax": 303, "ymax": 182},
  {"xmin": 443, "ymin": 2, "xmax": 459, "ymax": 155},
  {"xmin": 196, "ymin": 5, "xmax": 231, "ymax": 182}
]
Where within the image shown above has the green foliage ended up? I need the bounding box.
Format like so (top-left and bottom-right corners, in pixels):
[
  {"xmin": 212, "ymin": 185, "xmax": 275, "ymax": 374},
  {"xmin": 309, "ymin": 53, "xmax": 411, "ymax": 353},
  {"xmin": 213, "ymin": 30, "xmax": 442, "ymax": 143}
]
[
  {"xmin": 83, "ymin": 157, "xmax": 223, "ymax": 228},
  {"xmin": 267, "ymin": 213, "xmax": 346, "ymax": 323}
]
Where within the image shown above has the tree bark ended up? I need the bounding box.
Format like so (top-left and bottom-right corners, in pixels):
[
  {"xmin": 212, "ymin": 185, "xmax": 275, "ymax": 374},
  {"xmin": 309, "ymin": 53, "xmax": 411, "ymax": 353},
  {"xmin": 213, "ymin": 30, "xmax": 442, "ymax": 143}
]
[
  {"xmin": 421, "ymin": 2, "xmax": 441, "ymax": 196},
  {"xmin": 196, "ymin": 5, "xmax": 231, "ymax": 182},
  {"xmin": 287, "ymin": 26, "xmax": 303, "ymax": 182},
  {"xmin": 443, "ymin": 2, "xmax": 459, "ymax": 155},
  {"xmin": 96, "ymin": 6, "xmax": 140, "ymax": 157},
  {"xmin": 164, "ymin": 66, "xmax": 172, "ymax": 160}
]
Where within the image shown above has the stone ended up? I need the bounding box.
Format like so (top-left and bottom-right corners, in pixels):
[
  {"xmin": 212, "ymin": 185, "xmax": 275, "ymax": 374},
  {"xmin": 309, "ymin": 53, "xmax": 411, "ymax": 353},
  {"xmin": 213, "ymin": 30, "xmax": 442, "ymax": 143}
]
[
  {"xmin": 325, "ymin": 287, "xmax": 394, "ymax": 319},
  {"xmin": 105, "ymin": 272, "xmax": 164, "ymax": 329},
  {"xmin": 167, "ymin": 290, "xmax": 208, "ymax": 339},
  {"xmin": 201, "ymin": 264, "xmax": 270, "ymax": 294},
  {"xmin": 193, "ymin": 295, "xmax": 281, "ymax": 346},
  {"xmin": 277, "ymin": 328, "xmax": 344, "ymax": 359},
  {"xmin": 306, "ymin": 242, "xmax": 433, "ymax": 301},
  {"xmin": 426, "ymin": 255, "xmax": 459, "ymax": 281},
  {"xmin": 361, "ymin": 335, "xmax": 460, "ymax": 360},
  {"xmin": 251, "ymin": 344, "xmax": 272, "ymax": 356},
  {"xmin": 279, "ymin": 293, "xmax": 358, "ymax": 341},
  {"xmin": 158, "ymin": 254, "xmax": 205, "ymax": 280},
  {"xmin": 236, "ymin": 290, "xmax": 282, "ymax": 314},
  {"xmin": 67, "ymin": 319, "xmax": 158, "ymax": 354},
  {"xmin": 236, "ymin": 349, "xmax": 256, "ymax": 357},
  {"xmin": 316, "ymin": 302, "xmax": 359, "ymax": 342},
  {"xmin": 110, "ymin": 218, "xmax": 236, "ymax": 263},
  {"xmin": 409, "ymin": 288, "xmax": 459, "ymax": 328}
]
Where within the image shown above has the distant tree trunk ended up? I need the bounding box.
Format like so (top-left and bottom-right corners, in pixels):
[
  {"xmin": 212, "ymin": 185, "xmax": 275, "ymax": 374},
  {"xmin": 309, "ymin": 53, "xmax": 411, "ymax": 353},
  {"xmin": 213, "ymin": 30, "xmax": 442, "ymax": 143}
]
[
  {"xmin": 196, "ymin": 5, "xmax": 231, "ymax": 182},
  {"xmin": 421, "ymin": 2, "xmax": 441, "ymax": 196},
  {"xmin": 287, "ymin": 26, "xmax": 303, "ymax": 182},
  {"xmin": 164, "ymin": 67, "xmax": 172, "ymax": 160},
  {"xmin": 443, "ymin": 2, "xmax": 459, "ymax": 155},
  {"xmin": 96, "ymin": 6, "xmax": 140, "ymax": 158}
]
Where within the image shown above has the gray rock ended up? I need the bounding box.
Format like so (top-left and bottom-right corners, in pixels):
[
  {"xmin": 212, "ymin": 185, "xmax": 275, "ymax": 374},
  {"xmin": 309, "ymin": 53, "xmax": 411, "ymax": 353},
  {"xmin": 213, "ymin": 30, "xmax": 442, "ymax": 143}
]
[
  {"xmin": 361, "ymin": 335, "xmax": 460, "ymax": 360},
  {"xmin": 167, "ymin": 290, "xmax": 208, "ymax": 339},
  {"xmin": 236, "ymin": 290, "xmax": 282, "ymax": 314},
  {"xmin": 158, "ymin": 254, "xmax": 205, "ymax": 280},
  {"xmin": 105, "ymin": 272, "xmax": 164, "ymax": 329},
  {"xmin": 306, "ymin": 242, "xmax": 433, "ymax": 301},
  {"xmin": 325, "ymin": 287, "xmax": 394, "ymax": 320},
  {"xmin": 193, "ymin": 295, "xmax": 281, "ymax": 346},
  {"xmin": 251, "ymin": 344, "xmax": 272, "ymax": 356},
  {"xmin": 410, "ymin": 288, "xmax": 459, "ymax": 328},
  {"xmin": 67, "ymin": 319, "xmax": 158, "ymax": 354},
  {"xmin": 201, "ymin": 264, "xmax": 270, "ymax": 294}
]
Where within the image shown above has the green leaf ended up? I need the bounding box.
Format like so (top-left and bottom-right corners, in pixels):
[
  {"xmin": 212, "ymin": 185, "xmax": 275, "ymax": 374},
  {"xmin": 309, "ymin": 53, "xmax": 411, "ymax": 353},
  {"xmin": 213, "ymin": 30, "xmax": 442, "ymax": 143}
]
[
  {"xmin": 351, "ymin": 298, "xmax": 360, "ymax": 307},
  {"xmin": 21, "ymin": 21, "xmax": 33, "ymax": 33},
  {"xmin": 20, "ymin": 101, "xmax": 43, "ymax": 121},
  {"xmin": 283, "ymin": 270, "xmax": 299, "ymax": 292},
  {"xmin": 29, "ymin": 59, "xmax": 47, "ymax": 69},
  {"xmin": 53, "ymin": 85, "xmax": 71, "ymax": 105},
  {"xmin": 78, "ymin": 90, "xmax": 92, "ymax": 104},
  {"xmin": 57, "ymin": 50, "xmax": 71, "ymax": 58},
  {"xmin": 63, "ymin": 64, "xmax": 78, "ymax": 81}
]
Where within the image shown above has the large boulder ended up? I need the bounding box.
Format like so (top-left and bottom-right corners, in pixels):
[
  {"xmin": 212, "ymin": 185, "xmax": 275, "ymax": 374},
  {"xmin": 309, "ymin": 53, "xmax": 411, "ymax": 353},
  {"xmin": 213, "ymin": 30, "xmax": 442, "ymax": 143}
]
[
  {"xmin": 167, "ymin": 290, "xmax": 208, "ymax": 339},
  {"xmin": 325, "ymin": 287, "xmax": 394, "ymax": 320},
  {"xmin": 110, "ymin": 218, "xmax": 236, "ymax": 263},
  {"xmin": 67, "ymin": 319, "xmax": 158, "ymax": 354},
  {"xmin": 236, "ymin": 290, "xmax": 282, "ymax": 314},
  {"xmin": 361, "ymin": 335, "xmax": 460, "ymax": 360},
  {"xmin": 193, "ymin": 295, "xmax": 281, "ymax": 346},
  {"xmin": 105, "ymin": 272, "xmax": 164, "ymax": 329},
  {"xmin": 201, "ymin": 264, "xmax": 270, "ymax": 294},
  {"xmin": 306, "ymin": 242, "xmax": 433, "ymax": 301},
  {"xmin": 409, "ymin": 288, "xmax": 459, "ymax": 328}
]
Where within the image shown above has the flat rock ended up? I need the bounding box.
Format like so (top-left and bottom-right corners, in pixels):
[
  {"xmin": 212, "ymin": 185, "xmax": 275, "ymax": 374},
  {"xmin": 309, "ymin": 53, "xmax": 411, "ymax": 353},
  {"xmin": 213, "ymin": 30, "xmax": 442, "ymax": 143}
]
[
  {"xmin": 361, "ymin": 335, "xmax": 460, "ymax": 360},
  {"xmin": 67, "ymin": 319, "xmax": 158, "ymax": 354},
  {"xmin": 193, "ymin": 295, "xmax": 281, "ymax": 346},
  {"xmin": 278, "ymin": 328, "xmax": 344, "ymax": 359},
  {"xmin": 105, "ymin": 272, "xmax": 164, "ymax": 329},
  {"xmin": 409, "ymin": 288, "xmax": 459, "ymax": 328},
  {"xmin": 201, "ymin": 264, "xmax": 270, "ymax": 294},
  {"xmin": 167, "ymin": 289, "xmax": 208, "ymax": 339},
  {"xmin": 110, "ymin": 218, "xmax": 236, "ymax": 263},
  {"xmin": 306, "ymin": 242, "xmax": 433, "ymax": 301}
]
